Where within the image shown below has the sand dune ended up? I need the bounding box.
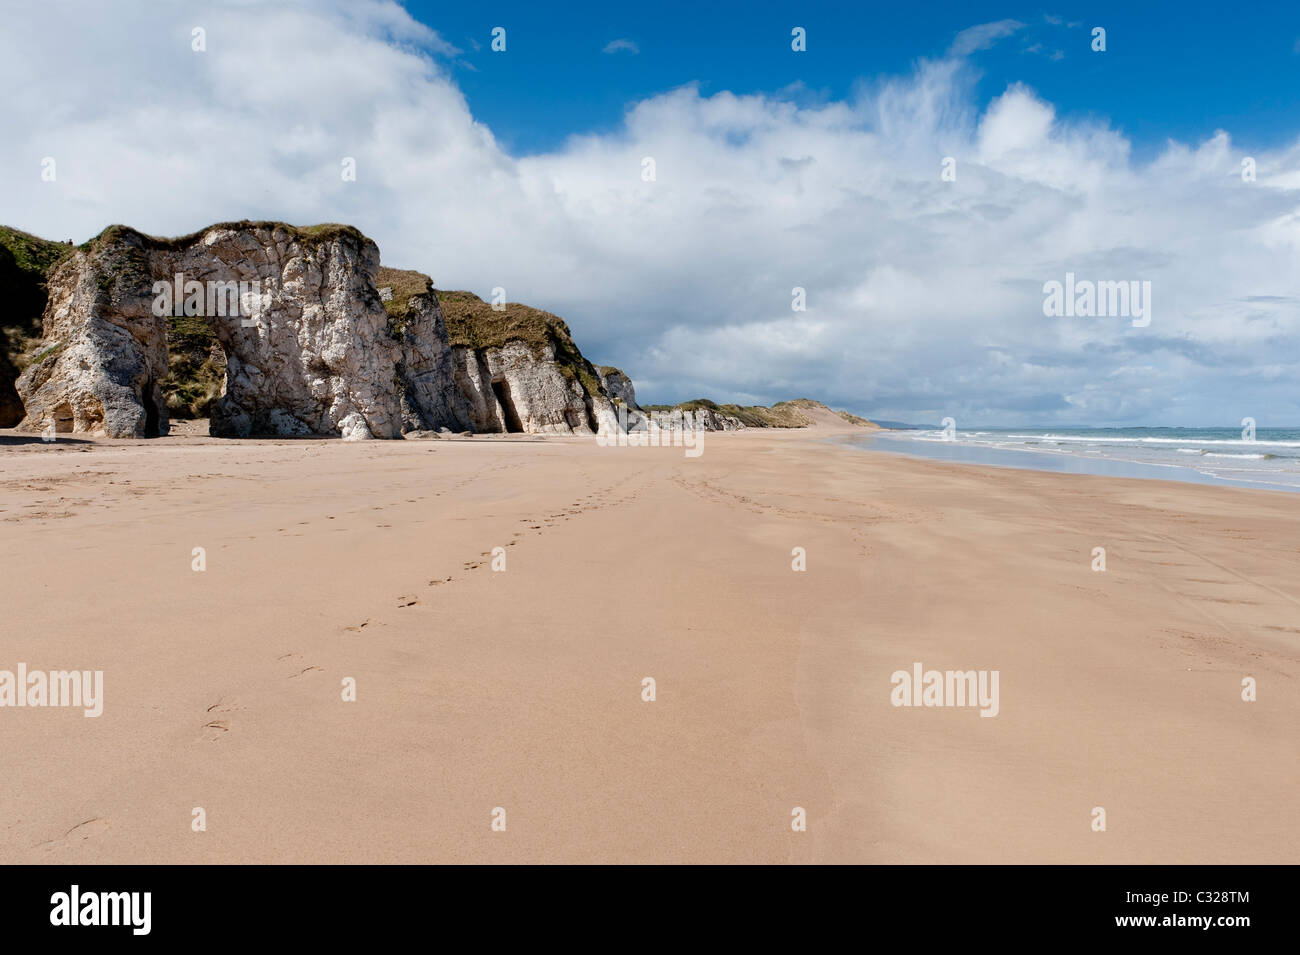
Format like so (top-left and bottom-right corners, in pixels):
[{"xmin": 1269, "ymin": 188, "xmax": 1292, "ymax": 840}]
[{"xmin": 0, "ymin": 425, "xmax": 1295, "ymax": 863}]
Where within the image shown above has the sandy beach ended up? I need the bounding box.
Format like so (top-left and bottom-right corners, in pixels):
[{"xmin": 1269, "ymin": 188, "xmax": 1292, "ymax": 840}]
[{"xmin": 1, "ymin": 421, "xmax": 1296, "ymax": 864}]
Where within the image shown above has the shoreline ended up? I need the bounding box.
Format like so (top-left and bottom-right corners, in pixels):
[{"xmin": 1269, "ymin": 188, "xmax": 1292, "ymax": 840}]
[{"xmin": 853, "ymin": 431, "xmax": 1300, "ymax": 494}]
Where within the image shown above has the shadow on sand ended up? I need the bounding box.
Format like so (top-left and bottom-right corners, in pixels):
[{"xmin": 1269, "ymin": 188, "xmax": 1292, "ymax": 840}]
[{"xmin": 0, "ymin": 434, "xmax": 95, "ymax": 446}]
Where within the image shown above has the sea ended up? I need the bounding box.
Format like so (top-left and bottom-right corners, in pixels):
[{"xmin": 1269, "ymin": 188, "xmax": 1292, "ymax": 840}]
[{"xmin": 855, "ymin": 427, "xmax": 1300, "ymax": 493}]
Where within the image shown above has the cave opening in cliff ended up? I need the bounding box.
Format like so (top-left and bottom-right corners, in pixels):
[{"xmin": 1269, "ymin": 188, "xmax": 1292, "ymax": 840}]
[
  {"xmin": 52, "ymin": 401, "xmax": 74, "ymax": 433},
  {"xmin": 142, "ymin": 383, "xmax": 161, "ymax": 438},
  {"xmin": 491, "ymin": 379, "xmax": 524, "ymax": 433}
]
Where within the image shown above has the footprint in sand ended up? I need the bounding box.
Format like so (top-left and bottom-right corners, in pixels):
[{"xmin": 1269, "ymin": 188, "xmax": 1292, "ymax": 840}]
[
  {"xmin": 278, "ymin": 652, "xmax": 324, "ymax": 679},
  {"xmin": 200, "ymin": 697, "xmax": 244, "ymax": 741},
  {"xmin": 397, "ymin": 594, "xmax": 420, "ymax": 607},
  {"xmin": 35, "ymin": 816, "xmax": 110, "ymax": 852},
  {"xmin": 202, "ymin": 719, "xmax": 231, "ymax": 740},
  {"xmin": 344, "ymin": 618, "xmax": 371, "ymax": 633}
]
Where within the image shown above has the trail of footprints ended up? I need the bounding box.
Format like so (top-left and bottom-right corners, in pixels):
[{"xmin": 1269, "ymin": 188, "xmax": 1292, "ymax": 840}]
[
  {"xmin": 195, "ymin": 471, "xmax": 641, "ymax": 750},
  {"xmin": 31, "ymin": 459, "xmax": 640, "ymax": 844},
  {"xmin": 342, "ymin": 475, "xmax": 648, "ymax": 634},
  {"xmin": 198, "ymin": 659, "xmax": 319, "ymax": 743}
]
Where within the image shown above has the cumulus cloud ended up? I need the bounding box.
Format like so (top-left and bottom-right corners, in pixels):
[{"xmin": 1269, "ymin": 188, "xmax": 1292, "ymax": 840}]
[
  {"xmin": 602, "ymin": 38, "xmax": 639, "ymax": 55},
  {"xmin": 2, "ymin": 0, "xmax": 1298, "ymax": 425}
]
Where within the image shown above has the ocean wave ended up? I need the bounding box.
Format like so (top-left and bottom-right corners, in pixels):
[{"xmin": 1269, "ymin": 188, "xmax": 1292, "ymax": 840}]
[
  {"xmin": 902, "ymin": 430, "xmax": 1297, "ymax": 466},
  {"xmin": 1035, "ymin": 434, "xmax": 1300, "ymax": 448}
]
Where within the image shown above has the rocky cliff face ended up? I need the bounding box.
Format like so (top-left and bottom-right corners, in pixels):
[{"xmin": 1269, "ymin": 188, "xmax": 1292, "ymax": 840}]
[
  {"xmin": 436, "ymin": 289, "xmax": 619, "ymax": 436},
  {"xmin": 373, "ymin": 266, "xmax": 464, "ymax": 434},
  {"xmin": 17, "ymin": 223, "xmax": 430, "ymax": 438},
  {"xmin": 592, "ymin": 369, "xmax": 746, "ymax": 432},
  {"xmin": 17, "ymin": 232, "xmax": 170, "ymax": 437},
  {"xmin": 681, "ymin": 406, "xmax": 745, "ymax": 431},
  {"xmin": 598, "ymin": 367, "xmax": 638, "ymax": 408},
  {"xmin": 13, "ymin": 222, "xmax": 632, "ymax": 440}
]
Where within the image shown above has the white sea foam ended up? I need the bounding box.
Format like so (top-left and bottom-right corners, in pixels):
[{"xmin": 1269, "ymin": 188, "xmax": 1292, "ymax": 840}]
[{"xmin": 891, "ymin": 428, "xmax": 1300, "ymax": 490}]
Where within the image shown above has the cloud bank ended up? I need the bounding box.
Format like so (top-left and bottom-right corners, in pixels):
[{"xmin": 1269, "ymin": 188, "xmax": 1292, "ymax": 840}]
[{"xmin": 3, "ymin": 0, "xmax": 1298, "ymax": 425}]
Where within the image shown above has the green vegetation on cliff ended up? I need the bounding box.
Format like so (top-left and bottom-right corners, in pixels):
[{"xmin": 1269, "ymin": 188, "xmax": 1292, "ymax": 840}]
[
  {"xmin": 436, "ymin": 289, "xmax": 606, "ymax": 398},
  {"xmin": 641, "ymin": 397, "xmax": 875, "ymax": 429},
  {"xmin": 0, "ymin": 226, "xmax": 74, "ymax": 425},
  {"xmin": 160, "ymin": 315, "xmax": 226, "ymax": 419},
  {"xmin": 0, "ymin": 225, "xmax": 73, "ymax": 368},
  {"xmin": 375, "ymin": 266, "xmax": 434, "ymax": 336}
]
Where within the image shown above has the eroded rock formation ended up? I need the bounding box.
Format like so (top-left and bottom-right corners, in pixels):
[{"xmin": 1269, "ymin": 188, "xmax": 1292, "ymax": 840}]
[
  {"xmin": 13, "ymin": 222, "xmax": 634, "ymax": 440},
  {"xmin": 436, "ymin": 289, "xmax": 620, "ymax": 436},
  {"xmin": 8, "ymin": 220, "xmax": 875, "ymax": 440},
  {"xmin": 16, "ymin": 223, "xmax": 625, "ymax": 440},
  {"xmin": 16, "ymin": 223, "xmax": 440, "ymax": 438}
]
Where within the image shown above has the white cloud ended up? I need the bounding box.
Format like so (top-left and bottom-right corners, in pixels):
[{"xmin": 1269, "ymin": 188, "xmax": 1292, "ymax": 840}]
[
  {"xmin": 2, "ymin": 0, "xmax": 1298, "ymax": 425},
  {"xmin": 602, "ymin": 38, "xmax": 639, "ymax": 55},
  {"xmin": 949, "ymin": 19, "xmax": 1024, "ymax": 57}
]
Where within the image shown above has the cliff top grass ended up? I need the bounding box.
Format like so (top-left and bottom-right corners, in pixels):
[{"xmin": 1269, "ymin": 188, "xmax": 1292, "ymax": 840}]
[
  {"xmin": 0, "ymin": 226, "xmax": 76, "ymax": 361},
  {"xmin": 436, "ymin": 289, "xmax": 604, "ymax": 397},
  {"xmin": 0, "ymin": 226, "xmax": 74, "ymax": 277},
  {"xmin": 436, "ymin": 289, "xmax": 565, "ymax": 349},
  {"xmin": 375, "ymin": 266, "xmax": 434, "ymax": 327},
  {"xmin": 83, "ymin": 221, "xmax": 370, "ymax": 254}
]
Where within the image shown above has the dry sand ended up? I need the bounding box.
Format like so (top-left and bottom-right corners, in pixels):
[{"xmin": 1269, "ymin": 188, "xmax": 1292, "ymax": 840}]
[{"xmin": 1, "ymin": 420, "xmax": 1296, "ymax": 864}]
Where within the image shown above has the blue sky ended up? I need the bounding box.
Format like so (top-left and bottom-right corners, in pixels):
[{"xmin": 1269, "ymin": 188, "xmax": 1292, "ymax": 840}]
[
  {"xmin": 413, "ymin": 0, "xmax": 1300, "ymax": 159},
  {"xmin": 4, "ymin": 1, "xmax": 1300, "ymax": 425}
]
